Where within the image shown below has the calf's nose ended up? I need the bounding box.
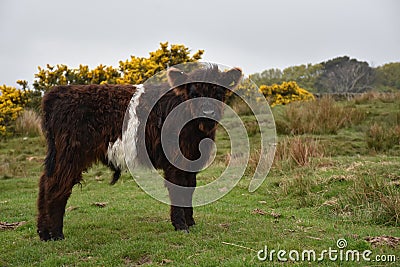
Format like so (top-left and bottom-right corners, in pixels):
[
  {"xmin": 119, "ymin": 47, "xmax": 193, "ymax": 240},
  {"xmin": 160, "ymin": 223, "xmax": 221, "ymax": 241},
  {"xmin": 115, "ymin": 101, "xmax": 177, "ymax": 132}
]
[{"xmin": 202, "ymin": 109, "xmax": 215, "ymax": 117}]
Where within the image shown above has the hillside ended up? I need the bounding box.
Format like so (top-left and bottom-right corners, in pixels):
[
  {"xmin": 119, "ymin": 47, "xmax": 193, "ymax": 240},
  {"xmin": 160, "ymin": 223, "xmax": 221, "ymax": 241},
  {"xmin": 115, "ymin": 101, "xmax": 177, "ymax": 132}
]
[{"xmin": 1, "ymin": 94, "xmax": 400, "ymax": 266}]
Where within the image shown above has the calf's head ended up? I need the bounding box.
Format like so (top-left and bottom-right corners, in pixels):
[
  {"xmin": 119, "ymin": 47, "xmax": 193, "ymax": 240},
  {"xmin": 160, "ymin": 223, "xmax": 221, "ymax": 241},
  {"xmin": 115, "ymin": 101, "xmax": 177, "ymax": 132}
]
[{"xmin": 167, "ymin": 65, "xmax": 242, "ymax": 133}]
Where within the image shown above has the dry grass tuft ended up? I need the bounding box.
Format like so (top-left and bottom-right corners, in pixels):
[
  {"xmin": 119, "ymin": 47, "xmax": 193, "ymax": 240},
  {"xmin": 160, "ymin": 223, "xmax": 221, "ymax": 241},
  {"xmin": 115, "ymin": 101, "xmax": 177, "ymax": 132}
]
[
  {"xmin": 354, "ymin": 91, "xmax": 400, "ymax": 104},
  {"xmin": 274, "ymin": 136, "xmax": 324, "ymax": 167},
  {"xmin": 366, "ymin": 123, "xmax": 400, "ymax": 152},
  {"xmin": 276, "ymin": 97, "xmax": 365, "ymax": 135},
  {"xmin": 15, "ymin": 109, "xmax": 43, "ymax": 137}
]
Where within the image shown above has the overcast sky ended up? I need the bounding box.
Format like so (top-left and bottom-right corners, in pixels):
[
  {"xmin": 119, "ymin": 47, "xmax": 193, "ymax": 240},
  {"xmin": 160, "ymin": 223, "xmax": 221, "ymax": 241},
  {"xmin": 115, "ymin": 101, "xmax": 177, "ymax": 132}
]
[{"xmin": 1, "ymin": 0, "xmax": 399, "ymax": 86}]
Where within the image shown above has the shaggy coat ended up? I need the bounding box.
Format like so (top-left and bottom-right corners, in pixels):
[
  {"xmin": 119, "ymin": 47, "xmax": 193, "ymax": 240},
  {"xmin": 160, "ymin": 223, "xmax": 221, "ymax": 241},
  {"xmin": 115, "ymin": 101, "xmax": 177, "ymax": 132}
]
[{"xmin": 37, "ymin": 66, "xmax": 242, "ymax": 240}]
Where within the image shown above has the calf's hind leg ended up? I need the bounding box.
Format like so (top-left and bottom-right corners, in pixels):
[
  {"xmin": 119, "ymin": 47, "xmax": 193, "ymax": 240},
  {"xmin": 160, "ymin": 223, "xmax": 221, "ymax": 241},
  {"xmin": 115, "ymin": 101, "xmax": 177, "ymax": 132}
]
[
  {"xmin": 45, "ymin": 187, "xmax": 74, "ymax": 240},
  {"xmin": 37, "ymin": 172, "xmax": 80, "ymax": 241},
  {"xmin": 100, "ymin": 156, "xmax": 121, "ymax": 185},
  {"xmin": 37, "ymin": 173, "xmax": 50, "ymax": 241}
]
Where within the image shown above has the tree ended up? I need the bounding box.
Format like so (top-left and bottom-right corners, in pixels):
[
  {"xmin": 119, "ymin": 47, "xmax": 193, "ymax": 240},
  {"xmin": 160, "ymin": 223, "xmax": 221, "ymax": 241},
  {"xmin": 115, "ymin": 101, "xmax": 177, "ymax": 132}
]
[
  {"xmin": 315, "ymin": 56, "xmax": 375, "ymax": 93},
  {"xmin": 250, "ymin": 68, "xmax": 283, "ymax": 86},
  {"xmin": 250, "ymin": 63, "xmax": 322, "ymax": 92},
  {"xmin": 281, "ymin": 63, "xmax": 322, "ymax": 91},
  {"xmin": 374, "ymin": 62, "xmax": 400, "ymax": 91}
]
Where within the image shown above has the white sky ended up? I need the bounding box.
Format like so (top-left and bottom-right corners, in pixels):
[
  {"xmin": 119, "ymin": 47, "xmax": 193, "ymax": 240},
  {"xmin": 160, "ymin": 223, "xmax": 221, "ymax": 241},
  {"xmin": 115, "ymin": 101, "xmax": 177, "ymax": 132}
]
[{"xmin": 1, "ymin": 0, "xmax": 399, "ymax": 86}]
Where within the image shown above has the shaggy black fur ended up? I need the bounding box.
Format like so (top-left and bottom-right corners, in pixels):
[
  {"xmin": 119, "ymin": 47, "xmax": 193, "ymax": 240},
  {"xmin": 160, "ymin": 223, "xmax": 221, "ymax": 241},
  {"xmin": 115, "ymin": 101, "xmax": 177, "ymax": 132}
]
[{"xmin": 37, "ymin": 65, "xmax": 242, "ymax": 240}]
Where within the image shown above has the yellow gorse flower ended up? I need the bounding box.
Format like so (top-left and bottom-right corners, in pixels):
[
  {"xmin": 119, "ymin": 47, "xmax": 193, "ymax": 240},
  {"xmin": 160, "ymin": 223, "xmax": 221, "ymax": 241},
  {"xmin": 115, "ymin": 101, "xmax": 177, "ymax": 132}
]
[
  {"xmin": 259, "ymin": 81, "xmax": 314, "ymax": 107},
  {"xmin": 0, "ymin": 85, "xmax": 29, "ymax": 136},
  {"xmin": 32, "ymin": 42, "xmax": 204, "ymax": 92}
]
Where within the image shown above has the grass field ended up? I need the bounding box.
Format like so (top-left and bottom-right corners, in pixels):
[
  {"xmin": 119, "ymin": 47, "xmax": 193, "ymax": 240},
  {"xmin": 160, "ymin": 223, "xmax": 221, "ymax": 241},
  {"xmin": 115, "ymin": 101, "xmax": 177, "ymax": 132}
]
[{"xmin": 1, "ymin": 95, "xmax": 400, "ymax": 266}]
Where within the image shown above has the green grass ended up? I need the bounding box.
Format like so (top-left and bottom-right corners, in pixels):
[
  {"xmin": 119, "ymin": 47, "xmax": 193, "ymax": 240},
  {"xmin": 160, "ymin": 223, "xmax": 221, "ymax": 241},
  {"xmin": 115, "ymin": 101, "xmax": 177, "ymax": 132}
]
[{"xmin": 1, "ymin": 96, "xmax": 400, "ymax": 266}]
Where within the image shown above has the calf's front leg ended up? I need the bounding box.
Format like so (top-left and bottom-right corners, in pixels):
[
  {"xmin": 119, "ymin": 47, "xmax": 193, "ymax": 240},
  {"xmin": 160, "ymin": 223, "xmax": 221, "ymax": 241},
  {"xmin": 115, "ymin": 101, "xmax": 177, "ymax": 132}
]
[{"xmin": 164, "ymin": 169, "xmax": 196, "ymax": 232}]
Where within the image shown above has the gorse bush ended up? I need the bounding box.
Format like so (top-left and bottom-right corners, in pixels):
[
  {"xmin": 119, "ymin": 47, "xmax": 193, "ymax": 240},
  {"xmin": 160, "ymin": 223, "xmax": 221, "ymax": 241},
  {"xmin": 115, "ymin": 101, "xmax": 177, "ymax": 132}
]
[
  {"xmin": 276, "ymin": 97, "xmax": 366, "ymax": 135},
  {"xmin": 117, "ymin": 42, "xmax": 203, "ymax": 84},
  {"xmin": 33, "ymin": 64, "xmax": 121, "ymax": 92},
  {"xmin": 259, "ymin": 81, "xmax": 315, "ymax": 107},
  {"xmin": 0, "ymin": 85, "xmax": 29, "ymax": 136},
  {"xmin": 33, "ymin": 42, "xmax": 204, "ymax": 92},
  {"xmin": 25, "ymin": 42, "xmax": 203, "ymax": 112}
]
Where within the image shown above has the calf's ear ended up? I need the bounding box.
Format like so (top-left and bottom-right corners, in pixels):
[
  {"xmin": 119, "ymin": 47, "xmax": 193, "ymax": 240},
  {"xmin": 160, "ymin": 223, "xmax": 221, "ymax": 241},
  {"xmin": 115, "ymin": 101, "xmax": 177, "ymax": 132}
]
[
  {"xmin": 167, "ymin": 67, "xmax": 188, "ymax": 88},
  {"xmin": 222, "ymin": 67, "xmax": 242, "ymax": 90},
  {"xmin": 167, "ymin": 67, "xmax": 189, "ymax": 96}
]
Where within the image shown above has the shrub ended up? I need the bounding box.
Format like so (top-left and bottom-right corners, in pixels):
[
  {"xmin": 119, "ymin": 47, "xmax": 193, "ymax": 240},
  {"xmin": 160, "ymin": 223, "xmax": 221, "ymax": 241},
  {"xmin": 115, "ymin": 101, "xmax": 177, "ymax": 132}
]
[
  {"xmin": 117, "ymin": 42, "xmax": 203, "ymax": 84},
  {"xmin": 0, "ymin": 85, "xmax": 29, "ymax": 137},
  {"xmin": 33, "ymin": 42, "xmax": 204, "ymax": 92},
  {"xmin": 259, "ymin": 81, "xmax": 315, "ymax": 107}
]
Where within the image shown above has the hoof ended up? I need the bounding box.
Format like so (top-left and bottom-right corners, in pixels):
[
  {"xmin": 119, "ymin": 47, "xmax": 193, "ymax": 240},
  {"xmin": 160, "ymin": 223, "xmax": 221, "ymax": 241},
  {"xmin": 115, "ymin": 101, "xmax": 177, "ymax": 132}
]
[
  {"xmin": 174, "ymin": 224, "xmax": 189, "ymax": 233},
  {"xmin": 38, "ymin": 229, "xmax": 51, "ymax": 241},
  {"xmin": 186, "ymin": 218, "xmax": 196, "ymax": 227},
  {"xmin": 177, "ymin": 228, "xmax": 189, "ymax": 234},
  {"xmin": 50, "ymin": 233, "xmax": 65, "ymax": 241}
]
